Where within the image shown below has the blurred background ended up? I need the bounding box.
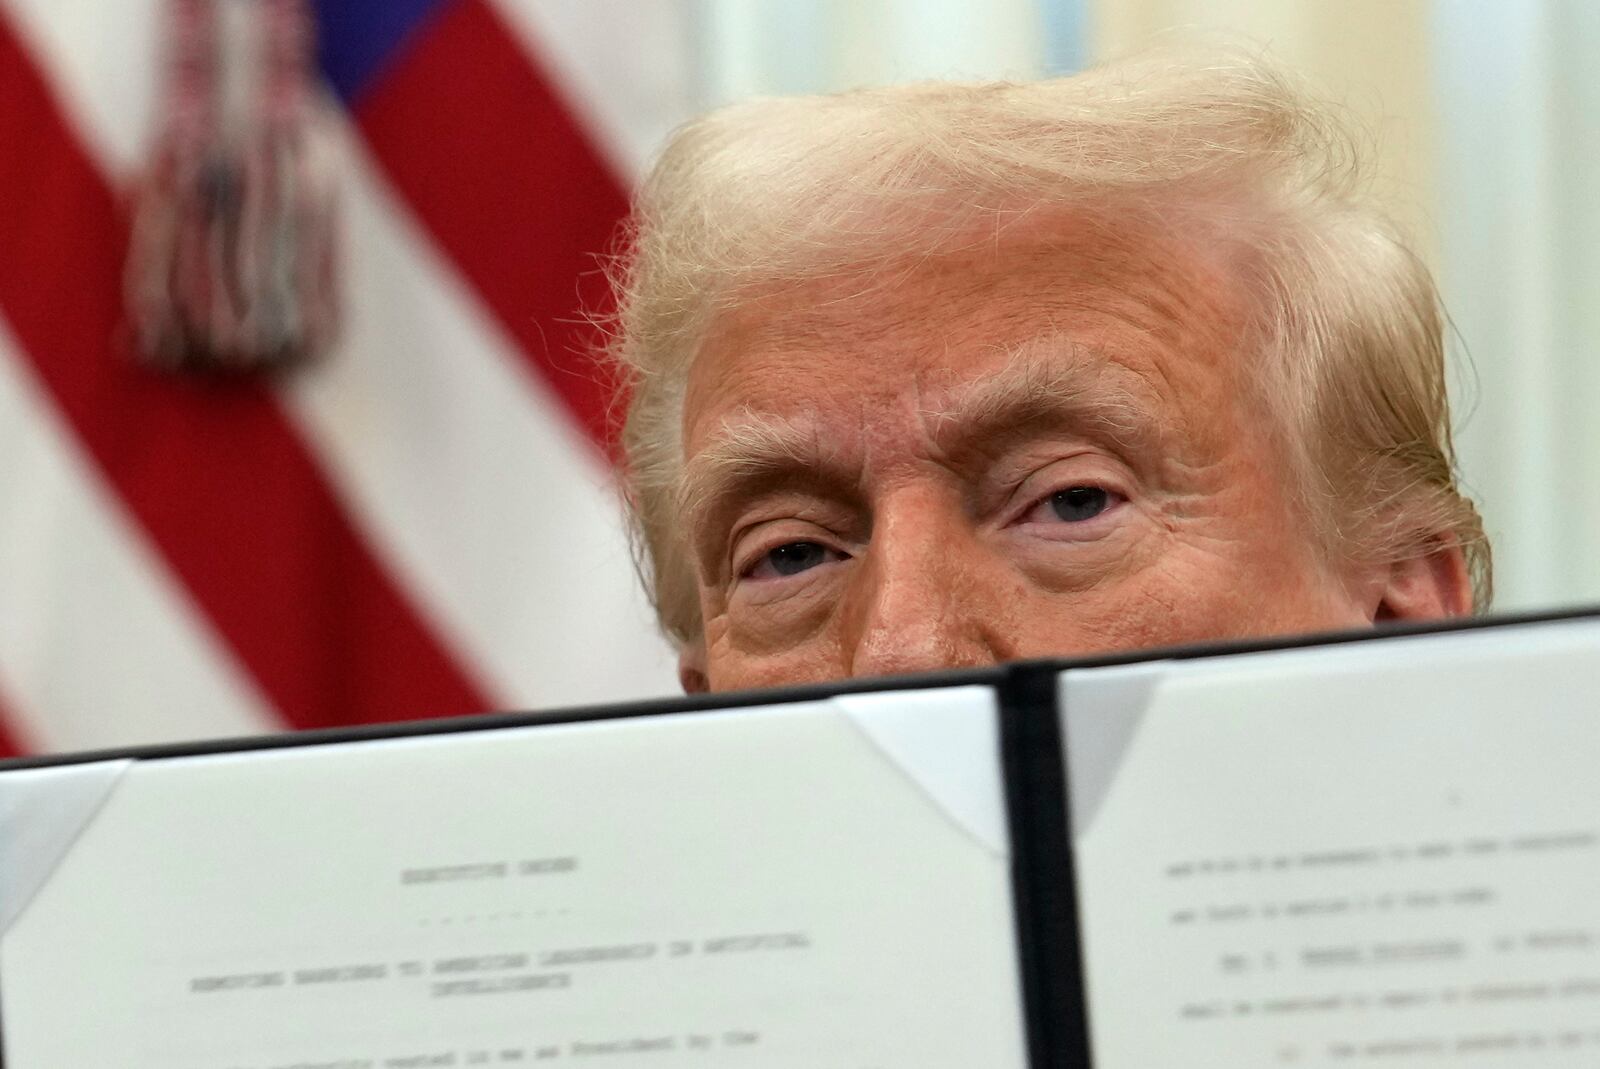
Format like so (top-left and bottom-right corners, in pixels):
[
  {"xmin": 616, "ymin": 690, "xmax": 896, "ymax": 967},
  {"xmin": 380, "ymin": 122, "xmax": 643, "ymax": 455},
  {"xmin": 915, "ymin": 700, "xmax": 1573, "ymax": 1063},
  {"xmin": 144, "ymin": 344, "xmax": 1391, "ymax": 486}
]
[{"xmin": 0, "ymin": 0, "xmax": 1593, "ymax": 755}]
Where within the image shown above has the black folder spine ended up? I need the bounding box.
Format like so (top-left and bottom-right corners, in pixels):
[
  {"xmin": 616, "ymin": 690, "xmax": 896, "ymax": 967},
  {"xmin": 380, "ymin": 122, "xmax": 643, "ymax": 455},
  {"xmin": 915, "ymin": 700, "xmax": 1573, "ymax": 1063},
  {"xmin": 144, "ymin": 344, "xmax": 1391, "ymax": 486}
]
[{"xmin": 999, "ymin": 664, "xmax": 1095, "ymax": 1069}]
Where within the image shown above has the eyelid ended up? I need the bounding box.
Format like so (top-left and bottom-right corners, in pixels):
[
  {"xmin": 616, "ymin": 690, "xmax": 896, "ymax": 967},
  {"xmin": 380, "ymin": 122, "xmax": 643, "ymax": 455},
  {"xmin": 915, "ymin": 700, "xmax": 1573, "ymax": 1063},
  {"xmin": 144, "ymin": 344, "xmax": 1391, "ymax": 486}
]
[
  {"xmin": 723, "ymin": 511, "xmax": 810, "ymax": 581},
  {"xmin": 729, "ymin": 521, "xmax": 849, "ymax": 582},
  {"xmin": 722, "ymin": 496, "xmax": 861, "ymax": 574},
  {"xmin": 999, "ymin": 453, "xmax": 1133, "ymax": 525},
  {"xmin": 1015, "ymin": 484, "xmax": 1126, "ymax": 526},
  {"xmin": 738, "ymin": 540, "xmax": 849, "ymax": 584}
]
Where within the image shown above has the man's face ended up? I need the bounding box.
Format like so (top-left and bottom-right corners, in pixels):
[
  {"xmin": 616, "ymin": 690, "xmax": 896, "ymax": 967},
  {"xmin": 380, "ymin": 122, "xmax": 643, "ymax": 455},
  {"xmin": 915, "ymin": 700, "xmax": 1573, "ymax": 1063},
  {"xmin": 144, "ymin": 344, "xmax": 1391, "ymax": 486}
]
[{"xmin": 676, "ymin": 217, "xmax": 1375, "ymax": 691}]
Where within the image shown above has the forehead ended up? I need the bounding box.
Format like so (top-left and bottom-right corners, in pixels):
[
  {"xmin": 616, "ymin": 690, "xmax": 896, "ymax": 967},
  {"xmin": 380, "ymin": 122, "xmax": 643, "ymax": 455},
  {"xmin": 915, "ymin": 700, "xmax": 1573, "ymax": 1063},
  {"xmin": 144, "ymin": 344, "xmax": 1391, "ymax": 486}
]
[{"xmin": 682, "ymin": 215, "xmax": 1254, "ymax": 457}]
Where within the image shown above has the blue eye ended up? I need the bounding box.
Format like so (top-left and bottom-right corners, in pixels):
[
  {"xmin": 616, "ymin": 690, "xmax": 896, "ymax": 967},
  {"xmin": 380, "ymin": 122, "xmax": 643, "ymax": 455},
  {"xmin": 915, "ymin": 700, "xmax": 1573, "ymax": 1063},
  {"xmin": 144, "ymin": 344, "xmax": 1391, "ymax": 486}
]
[
  {"xmin": 1048, "ymin": 486, "xmax": 1112, "ymax": 522},
  {"xmin": 763, "ymin": 541, "xmax": 830, "ymax": 577}
]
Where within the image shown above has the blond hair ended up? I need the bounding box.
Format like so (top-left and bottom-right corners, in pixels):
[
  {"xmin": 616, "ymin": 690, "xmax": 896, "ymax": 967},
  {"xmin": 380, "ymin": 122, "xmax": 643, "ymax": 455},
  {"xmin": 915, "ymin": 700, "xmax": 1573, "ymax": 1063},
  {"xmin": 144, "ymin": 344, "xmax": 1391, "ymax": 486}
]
[{"xmin": 608, "ymin": 49, "xmax": 1491, "ymax": 647}]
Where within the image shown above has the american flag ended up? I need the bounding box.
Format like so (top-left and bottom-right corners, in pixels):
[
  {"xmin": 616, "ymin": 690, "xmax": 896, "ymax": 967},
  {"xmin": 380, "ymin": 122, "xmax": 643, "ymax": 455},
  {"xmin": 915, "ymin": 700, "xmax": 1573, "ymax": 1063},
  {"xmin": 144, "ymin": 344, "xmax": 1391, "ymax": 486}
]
[{"xmin": 0, "ymin": 0, "xmax": 690, "ymax": 756}]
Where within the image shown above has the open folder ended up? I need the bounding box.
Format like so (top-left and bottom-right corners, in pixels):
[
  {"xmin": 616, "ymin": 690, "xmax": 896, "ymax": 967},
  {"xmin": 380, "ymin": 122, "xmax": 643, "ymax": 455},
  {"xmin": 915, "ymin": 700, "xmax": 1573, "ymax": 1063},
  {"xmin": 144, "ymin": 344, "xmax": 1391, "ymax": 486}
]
[{"xmin": 2, "ymin": 609, "xmax": 1598, "ymax": 1068}]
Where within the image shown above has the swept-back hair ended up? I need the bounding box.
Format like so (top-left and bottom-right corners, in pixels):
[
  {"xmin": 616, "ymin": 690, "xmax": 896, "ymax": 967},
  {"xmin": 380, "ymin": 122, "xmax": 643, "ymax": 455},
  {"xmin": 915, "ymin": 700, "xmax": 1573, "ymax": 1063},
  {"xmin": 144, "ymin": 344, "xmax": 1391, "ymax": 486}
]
[{"xmin": 607, "ymin": 48, "xmax": 1491, "ymax": 647}]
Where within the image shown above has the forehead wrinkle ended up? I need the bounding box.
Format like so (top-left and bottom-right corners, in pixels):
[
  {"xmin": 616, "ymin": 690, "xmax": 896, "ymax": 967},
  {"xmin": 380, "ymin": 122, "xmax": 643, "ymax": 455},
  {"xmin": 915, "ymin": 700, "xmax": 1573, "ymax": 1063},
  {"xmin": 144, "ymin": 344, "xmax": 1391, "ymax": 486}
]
[{"xmin": 719, "ymin": 245, "xmax": 1013, "ymax": 360}]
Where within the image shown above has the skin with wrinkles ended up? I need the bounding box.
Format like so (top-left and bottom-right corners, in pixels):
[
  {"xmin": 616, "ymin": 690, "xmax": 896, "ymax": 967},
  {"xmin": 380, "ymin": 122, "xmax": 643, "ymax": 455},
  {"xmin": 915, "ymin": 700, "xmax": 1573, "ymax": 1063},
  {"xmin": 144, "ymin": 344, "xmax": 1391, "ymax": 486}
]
[{"xmin": 675, "ymin": 217, "xmax": 1468, "ymax": 692}]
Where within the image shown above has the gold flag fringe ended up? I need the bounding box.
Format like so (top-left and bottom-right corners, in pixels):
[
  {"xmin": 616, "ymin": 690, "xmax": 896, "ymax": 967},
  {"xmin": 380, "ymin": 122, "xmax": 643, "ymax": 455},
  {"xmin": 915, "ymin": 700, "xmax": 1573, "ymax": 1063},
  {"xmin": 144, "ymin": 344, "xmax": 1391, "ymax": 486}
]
[{"xmin": 127, "ymin": 0, "xmax": 338, "ymax": 373}]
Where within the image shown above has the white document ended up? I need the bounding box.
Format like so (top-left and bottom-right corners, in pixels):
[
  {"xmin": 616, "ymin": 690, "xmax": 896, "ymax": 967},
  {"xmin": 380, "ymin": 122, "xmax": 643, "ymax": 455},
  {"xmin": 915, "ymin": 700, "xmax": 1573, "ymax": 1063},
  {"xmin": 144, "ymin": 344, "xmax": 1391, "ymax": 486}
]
[
  {"xmin": 1062, "ymin": 618, "xmax": 1600, "ymax": 1068},
  {"xmin": 0, "ymin": 686, "xmax": 1028, "ymax": 1068}
]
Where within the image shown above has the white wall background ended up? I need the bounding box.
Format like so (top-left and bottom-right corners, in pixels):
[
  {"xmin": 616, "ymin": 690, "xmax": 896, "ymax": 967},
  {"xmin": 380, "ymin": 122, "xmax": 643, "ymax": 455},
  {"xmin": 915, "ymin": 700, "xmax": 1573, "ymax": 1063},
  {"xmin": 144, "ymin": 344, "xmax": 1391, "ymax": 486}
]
[
  {"xmin": 1433, "ymin": 0, "xmax": 1600, "ymax": 612},
  {"xmin": 691, "ymin": 0, "xmax": 1050, "ymax": 103}
]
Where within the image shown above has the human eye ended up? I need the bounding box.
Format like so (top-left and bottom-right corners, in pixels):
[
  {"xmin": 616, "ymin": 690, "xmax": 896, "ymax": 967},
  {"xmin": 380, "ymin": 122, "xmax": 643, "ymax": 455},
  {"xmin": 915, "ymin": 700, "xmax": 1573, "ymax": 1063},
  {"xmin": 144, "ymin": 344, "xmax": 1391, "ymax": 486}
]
[
  {"xmin": 1016, "ymin": 485, "xmax": 1125, "ymax": 528},
  {"xmin": 739, "ymin": 540, "xmax": 848, "ymax": 581}
]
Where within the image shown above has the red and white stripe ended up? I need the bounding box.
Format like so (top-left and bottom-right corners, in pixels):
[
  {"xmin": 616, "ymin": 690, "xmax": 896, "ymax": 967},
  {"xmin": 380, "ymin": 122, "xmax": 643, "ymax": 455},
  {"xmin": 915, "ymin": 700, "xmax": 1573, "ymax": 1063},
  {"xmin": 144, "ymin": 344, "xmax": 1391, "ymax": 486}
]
[{"xmin": 0, "ymin": 0, "xmax": 689, "ymax": 755}]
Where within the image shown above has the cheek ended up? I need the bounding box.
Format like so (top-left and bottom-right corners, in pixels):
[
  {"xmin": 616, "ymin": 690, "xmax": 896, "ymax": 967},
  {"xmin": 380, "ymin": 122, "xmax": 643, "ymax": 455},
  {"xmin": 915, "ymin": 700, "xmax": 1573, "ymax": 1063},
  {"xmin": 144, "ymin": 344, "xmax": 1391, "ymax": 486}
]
[
  {"xmin": 700, "ymin": 603, "xmax": 849, "ymax": 690},
  {"xmin": 1000, "ymin": 578, "xmax": 1189, "ymax": 657},
  {"xmin": 1001, "ymin": 527, "xmax": 1355, "ymax": 659},
  {"xmin": 1101, "ymin": 540, "xmax": 1360, "ymax": 649},
  {"xmin": 705, "ymin": 645, "xmax": 845, "ymax": 691}
]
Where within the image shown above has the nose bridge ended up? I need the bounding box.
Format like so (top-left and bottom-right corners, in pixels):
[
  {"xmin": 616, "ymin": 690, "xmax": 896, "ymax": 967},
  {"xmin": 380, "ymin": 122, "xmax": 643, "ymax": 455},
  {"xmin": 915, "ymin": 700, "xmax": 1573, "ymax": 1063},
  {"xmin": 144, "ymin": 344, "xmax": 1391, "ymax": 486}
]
[{"xmin": 846, "ymin": 490, "xmax": 994, "ymax": 677}]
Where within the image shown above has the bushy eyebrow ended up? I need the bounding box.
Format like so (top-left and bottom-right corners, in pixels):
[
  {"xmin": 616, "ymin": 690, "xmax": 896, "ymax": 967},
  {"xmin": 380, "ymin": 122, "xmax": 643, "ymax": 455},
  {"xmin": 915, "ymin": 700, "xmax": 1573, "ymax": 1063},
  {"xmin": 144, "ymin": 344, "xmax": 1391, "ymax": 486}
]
[
  {"xmin": 927, "ymin": 347, "xmax": 1160, "ymax": 463},
  {"xmin": 676, "ymin": 346, "xmax": 1163, "ymax": 565},
  {"xmin": 677, "ymin": 412, "xmax": 858, "ymax": 560}
]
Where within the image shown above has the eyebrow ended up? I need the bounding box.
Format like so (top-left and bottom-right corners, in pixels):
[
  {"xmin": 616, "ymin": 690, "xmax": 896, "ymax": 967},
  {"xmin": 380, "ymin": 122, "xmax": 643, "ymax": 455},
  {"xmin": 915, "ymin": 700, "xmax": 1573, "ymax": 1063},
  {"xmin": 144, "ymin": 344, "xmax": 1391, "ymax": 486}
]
[
  {"xmin": 676, "ymin": 345, "xmax": 1163, "ymax": 562},
  {"xmin": 926, "ymin": 346, "xmax": 1162, "ymax": 464},
  {"xmin": 677, "ymin": 412, "xmax": 861, "ymax": 562}
]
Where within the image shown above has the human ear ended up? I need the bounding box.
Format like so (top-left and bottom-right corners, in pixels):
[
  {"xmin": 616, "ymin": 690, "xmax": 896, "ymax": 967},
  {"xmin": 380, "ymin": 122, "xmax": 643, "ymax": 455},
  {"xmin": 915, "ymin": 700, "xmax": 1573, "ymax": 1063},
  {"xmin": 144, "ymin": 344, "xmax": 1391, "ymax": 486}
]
[
  {"xmin": 678, "ymin": 642, "xmax": 710, "ymax": 694},
  {"xmin": 1372, "ymin": 535, "xmax": 1474, "ymax": 622}
]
